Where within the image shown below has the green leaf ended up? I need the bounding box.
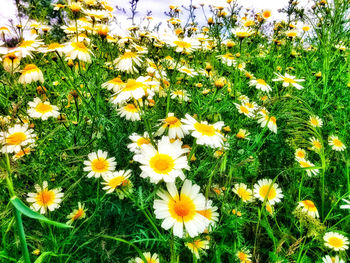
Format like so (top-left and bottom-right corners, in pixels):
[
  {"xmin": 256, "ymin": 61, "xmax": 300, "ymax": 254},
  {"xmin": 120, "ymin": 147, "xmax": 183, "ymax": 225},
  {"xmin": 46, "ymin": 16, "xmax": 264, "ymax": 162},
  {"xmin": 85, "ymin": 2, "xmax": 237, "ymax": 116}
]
[
  {"xmin": 10, "ymin": 196, "xmax": 72, "ymax": 229},
  {"xmin": 34, "ymin": 252, "xmax": 56, "ymax": 263}
]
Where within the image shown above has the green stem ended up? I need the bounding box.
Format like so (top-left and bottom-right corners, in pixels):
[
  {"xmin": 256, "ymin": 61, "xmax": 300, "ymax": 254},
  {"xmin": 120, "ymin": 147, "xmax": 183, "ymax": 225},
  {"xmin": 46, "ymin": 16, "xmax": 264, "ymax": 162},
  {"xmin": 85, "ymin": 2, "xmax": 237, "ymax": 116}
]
[{"xmin": 14, "ymin": 208, "xmax": 31, "ymax": 263}]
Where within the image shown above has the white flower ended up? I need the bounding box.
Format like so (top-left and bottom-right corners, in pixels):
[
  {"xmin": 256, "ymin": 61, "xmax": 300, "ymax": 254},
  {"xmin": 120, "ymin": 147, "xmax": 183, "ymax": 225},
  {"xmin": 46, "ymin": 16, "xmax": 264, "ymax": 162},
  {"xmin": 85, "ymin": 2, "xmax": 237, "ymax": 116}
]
[
  {"xmin": 253, "ymin": 178, "xmax": 283, "ymax": 205},
  {"xmin": 133, "ymin": 136, "xmax": 190, "ymax": 184},
  {"xmin": 0, "ymin": 124, "xmax": 36, "ymax": 153},
  {"xmin": 83, "ymin": 150, "xmax": 116, "ymax": 178},
  {"xmin": 27, "ymin": 98, "xmax": 60, "ymax": 120}
]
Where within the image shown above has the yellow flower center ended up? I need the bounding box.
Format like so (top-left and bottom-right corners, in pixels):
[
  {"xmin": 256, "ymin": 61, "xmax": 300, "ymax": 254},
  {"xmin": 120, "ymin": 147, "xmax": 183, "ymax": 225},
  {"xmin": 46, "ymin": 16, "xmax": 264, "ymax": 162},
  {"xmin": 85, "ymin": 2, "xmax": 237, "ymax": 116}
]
[
  {"xmin": 282, "ymin": 77, "xmax": 296, "ymax": 84},
  {"xmin": 237, "ymin": 251, "xmax": 248, "ymax": 260},
  {"xmin": 6, "ymin": 132, "xmax": 27, "ymax": 145},
  {"xmin": 173, "ymin": 40, "xmax": 192, "ymax": 49},
  {"xmin": 262, "ymin": 10, "xmax": 271, "ymax": 19},
  {"xmin": 299, "ymin": 161, "xmax": 311, "ymax": 168},
  {"xmin": 36, "ymin": 189, "xmax": 55, "ymax": 207},
  {"xmin": 35, "ymin": 103, "xmax": 53, "ymax": 114},
  {"xmin": 328, "ymin": 237, "xmax": 344, "ymax": 248},
  {"xmin": 71, "ymin": 42, "xmax": 88, "ymax": 52},
  {"xmin": 296, "ymin": 151, "xmax": 305, "ymax": 158},
  {"xmin": 237, "ymin": 187, "xmax": 251, "ymax": 201},
  {"xmin": 47, "ymin": 43, "xmax": 63, "ymax": 50},
  {"xmin": 240, "ymin": 105, "xmax": 249, "ymax": 114},
  {"xmin": 121, "ymin": 51, "xmax": 137, "ymax": 59},
  {"xmin": 301, "ymin": 200, "xmax": 317, "ymax": 211},
  {"xmin": 108, "ymin": 176, "xmax": 125, "ymax": 189},
  {"xmin": 236, "ymin": 31, "xmax": 251, "ymax": 38},
  {"xmin": 169, "ymin": 194, "xmax": 196, "ymax": 222},
  {"xmin": 259, "ymin": 185, "xmax": 277, "ymax": 201},
  {"xmin": 223, "ymin": 53, "xmax": 235, "ymax": 60},
  {"xmin": 136, "ymin": 137, "xmax": 150, "ymax": 147},
  {"xmin": 287, "ymin": 31, "xmax": 297, "ymax": 37},
  {"xmin": 256, "ymin": 79, "xmax": 266, "ymax": 85},
  {"xmin": 312, "ymin": 140, "xmax": 322, "ymax": 149},
  {"xmin": 123, "ymin": 79, "xmax": 146, "ymax": 91},
  {"xmin": 149, "ymin": 153, "xmax": 174, "ymax": 174},
  {"xmin": 165, "ymin": 116, "xmax": 180, "ymax": 127},
  {"xmin": 332, "ymin": 138, "xmax": 343, "ymax": 147},
  {"xmin": 181, "ymin": 68, "xmax": 193, "ymax": 74},
  {"xmin": 194, "ymin": 122, "xmax": 216, "ymax": 136},
  {"xmin": 23, "ymin": 64, "xmax": 39, "ymax": 73},
  {"xmin": 91, "ymin": 158, "xmax": 109, "ymax": 173},
  {"xmin": 124, "ymin": 104, "xmax": 139, "ymax": 113},
  {"xmin": 20, "ymin": 40, "xmax": 35, "ymax": 48},
  {"xmin": 110, "ymin": 77, "xmax": 123, "ymax": 85},
  {"xmin": 73, "ymin": 208, "xmax": 85, "ymax": 220}
]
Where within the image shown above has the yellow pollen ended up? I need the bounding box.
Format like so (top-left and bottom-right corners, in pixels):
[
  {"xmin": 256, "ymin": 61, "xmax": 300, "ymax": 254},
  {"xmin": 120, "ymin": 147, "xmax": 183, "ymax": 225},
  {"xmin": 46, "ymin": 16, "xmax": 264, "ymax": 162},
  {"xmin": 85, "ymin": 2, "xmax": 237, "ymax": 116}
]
[
  {"xmin": 71, "ymin": 42, "xmax": 88, "ymax": 52},
  {"xmin": 301, "ymin": 200, "xmax": 317, "ymax": 211},
  {"xmin": 136, "ymin": 137, "xmax": 150, "ymax": 147},
  {"xmin": 20, "ymin": 40, "xmax": 35, "ymax": 48},
  {"xmin": 73, "ymin": 208, "xmax": 85, "ymax": 220},
  {"xmin": 237, "ymin": 187, "xmax": 251, "ymax": 201},
  {"xmin": 282, "ymin": 77, "xmax": 296, "ymax": 84},
  {"xmin": 194, "ymin": 122, "xmax": 216, "ymax": 137},
  {"xmin": 123, "ymin": 79, "xmax": 146, "ymax": 91},
  {"xmin": 328, "ymin": 237, "xmax": 343, "ymax": 248},
  {"xmin": 23, "ymin": 64, "xmax": 39, "ymax": 72},
  {"xmin": 149, "ymin": 153, "xmax": 174, "ymax": 174},
  {"xmin": 35, "ymin": 103, "xmax": 52, "ymax": 114},
  {"xmin": 47, "ymin": 43, "xmax": 63, "ymax": 50},
  {"xmin": 36, "ymin": 189, "xmax": 55, "ymax": 206},
  {"xmin": 169, "ymin": 194, "xmax": 196, "ymax": 222},
  {"xmin": 91, "ymin": 158, "xmax": 109, "ymax": 172},
  {"xmin": 6, "ymin": 132, "xmax": 27, "ymax": 145},
  {"xmin": 173, "ymin": 40, "xmax": 192, "ymax": 49},
  {"xmin": 197, "ymin": 208, "xmax": 212, "ymax": 220},
  {"xmin": 256, "ymin": 79, "xmax": 266, "ymax": 85},
  {"xmin": 108, "ymin": 176, "xmax": 125, "ymax": 189},
  {"xmin": 124, "ymin": 104, "xmax": 139, "ymax": 112},
  {"xmin": 332, "ymin": 138, "xmax": 343, "ymax": 147},
  {"xmin": 121, "ymin": 51, "xmax": 137, "ymax": 59},
  {"xmin": 165, "ymin": 116, "xmax": 180, "ymax": 126},
  {"xmin": 259, "ymin": 185, "xmax": 276, "ymax": 200},
  {"xmin": 240, "ymin": 106, "xmax": 249, "ymax": 114}
]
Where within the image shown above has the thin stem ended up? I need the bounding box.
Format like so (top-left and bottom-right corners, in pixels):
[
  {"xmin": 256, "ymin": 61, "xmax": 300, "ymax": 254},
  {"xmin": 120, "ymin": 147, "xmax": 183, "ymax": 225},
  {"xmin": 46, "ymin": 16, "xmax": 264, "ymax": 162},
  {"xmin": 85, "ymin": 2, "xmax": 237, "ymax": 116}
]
[{"xmin": 14, "ymin": 208, "xmax": 31, "ymax": 263}]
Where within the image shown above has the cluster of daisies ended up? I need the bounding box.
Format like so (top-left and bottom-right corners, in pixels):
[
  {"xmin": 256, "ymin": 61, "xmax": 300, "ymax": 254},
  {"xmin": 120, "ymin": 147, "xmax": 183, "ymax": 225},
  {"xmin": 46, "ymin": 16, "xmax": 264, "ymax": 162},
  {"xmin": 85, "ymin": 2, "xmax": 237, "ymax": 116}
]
[{"xmin": 0, "ymin": 0, "xmax": 348, "ymax": 261}]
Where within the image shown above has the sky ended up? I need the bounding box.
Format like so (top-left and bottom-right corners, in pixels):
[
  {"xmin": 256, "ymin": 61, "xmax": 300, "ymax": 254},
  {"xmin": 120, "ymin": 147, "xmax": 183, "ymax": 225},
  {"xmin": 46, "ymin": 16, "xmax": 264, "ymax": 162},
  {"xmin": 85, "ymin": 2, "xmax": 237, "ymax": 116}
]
[{"xmin": 0, "ymin": 0, "xmax": 310, "ymax": 28}]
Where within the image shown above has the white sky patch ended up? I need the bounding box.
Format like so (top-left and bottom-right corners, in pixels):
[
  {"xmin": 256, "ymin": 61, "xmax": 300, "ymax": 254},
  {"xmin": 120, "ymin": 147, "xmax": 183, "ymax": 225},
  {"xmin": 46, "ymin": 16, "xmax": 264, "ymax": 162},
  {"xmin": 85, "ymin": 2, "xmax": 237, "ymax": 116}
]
[{"xmin": 0, "ymin": 0, "xmax": 310, "ymax": 32}]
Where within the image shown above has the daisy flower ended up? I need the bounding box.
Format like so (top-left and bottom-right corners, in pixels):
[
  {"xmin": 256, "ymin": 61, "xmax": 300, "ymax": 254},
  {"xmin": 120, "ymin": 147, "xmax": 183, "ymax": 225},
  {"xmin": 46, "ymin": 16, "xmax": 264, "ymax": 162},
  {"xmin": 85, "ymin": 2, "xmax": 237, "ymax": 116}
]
[
  {"xmin": 236, "ymin": 249, "xmax": 252, "ymax": 263},
  {"xmin": 13, "ymin": 147, "xmax": 32, "ymax": 160},
  {"xmin": 153, "ymin": 179, "xmax": 210, "ymax": 238},
  {"xmin": 257, "ymin": 114, "xmax": 277, "ymax": 134},
  {"xmin": 185, "ymin": 239, "xmax": 209, "ymax": 259},
  {"xmin": 249, "ymin": 78, "xmax": 272, "ymax": 93},
  {"xmin": 83, "ymin": 150, "xmax": 116, "ymax": 178},
  {"xmin": 272, "ymin": 72, "xmax": 305, "ymax": 90},
  {"xmin": 39, "ymin": 42, "xmax": 65, "ymax": 54},
  {"xmin": 328, "ymin": 135, "xmax": 346, "ymax": 151},
  {"xmin": 116, "ymin": 103, "xmax": 141, "ymax": 121},
  {"xmin": 253, "ymin": 178, "xmax": 283, "ymax": 205},
  {"xmin": 296, "ymin": 158, "xmax": 319, "ymax": 177},
  {"xmin": 155, "ymin": 113, "xmax": 188, "ymax": 139},
  {"xmin": 297, "ymin": 200, "xmax": 319, "ymax": 218},
  {"xmin": 131, "ymin": 252, "xmax": 159, "ymax": 263},
  {"xmin": 234, "ymin": 102, "xmax": 255, "ymax": 118},
  {"xmin": 216, "ymin": 53, "xmax": 236, "ymax": 67},
  {"xmin": 64, "ymin": 41, "xmax": 92, "ymax": 63},
  {"xmin": 232, "ymin": 183, "xmax": 254, "ymax": 202},
  {"xmin": 295, "ymin": 148, "xmax": 306, "ymax": 159},
  {"xmin": 169, "ymin": 36, "xmax": 200, "ymax": 53},
  {"xmin": 171, "ymin": 90, "xmax": 190, "ymax": 102},
  {"xmin": 113, "ymin": 50, "xmax": 142, "ymax": 74},
  {"xmin": 102, "ymin": 170, "xmax": 132, "ymax": 194},
  {"xmin": 309, "ymin": 137, "xmax": 323, "ymax": 151},
  {"xmin": 236, "ymin": 129, "xmax": 250, "ymax": 139},
  {"xmin": 102, "ymin": 77, "xmax": 124, "ymax": 93},
  {"xmin": 3, "ymin": 51, "xmax": 21, "ymax": 73},
  {"xmin": 0, "ymin": 124, "xmax": 36, "ymax": 153},
  {"xmin": 66, "ymin": 202, "xmax": 87, "ymax": 225},
  {"xmin": 182, "ymin": 114, "xmax": 225, "ymax": 148},
  {"xmin": 323, "ymin": 232, "xmax": 349, "ymax": 251},
  {"xmin": 231, "ymin": 27, "xmax": 254, "ymax": 38},
  {"xmin": 111, "ymin": 77, "xmax": 150, "ymax": 104},
  {"xmin": 322, "ymin": 255, "xmax": 345, "ymax": 263},
  {"xmin": 26, "ymin": 181, "xmax": 64, "ymax": 214},
  {"xmin": 27, "ymin": 98, "xmax": 60, "ymax": 120},
  {"xmin": 178, "ymin": 66, "xmax": 198, "ymax": 77},
  {"xmin": 15, "ymin": 35, "xmax": 43, "ymax": 58},
  {"xmin": 19, "ymin": 64, "xmax": 44, "ymax": 84},
  {"xmin": 309, "ymin": 115, "xmax": 323, "ymax": 128},
  {"xmin": 127, "ymin": 132, "xmax": 151, "ymax": 153},
  {"xmin": 133, "ymin": 136, "xmax": 189, "ymax": 184}
]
